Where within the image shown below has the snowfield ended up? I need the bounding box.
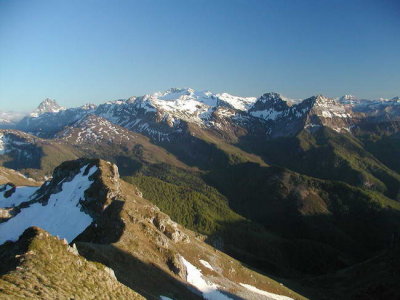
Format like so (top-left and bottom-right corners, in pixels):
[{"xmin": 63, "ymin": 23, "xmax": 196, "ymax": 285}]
[
  {"xmin": 0, "ymin": 165, "xmax": 97, "ymax": 245},
  {"xmin": 0, "ymin": 185, "xmax": 40, "ymax": 208}
]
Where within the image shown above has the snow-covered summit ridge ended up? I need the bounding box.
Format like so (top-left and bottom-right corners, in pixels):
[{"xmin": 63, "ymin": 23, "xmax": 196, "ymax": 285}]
[
  {"xmin": 249, "ymin": 93, "xmax": 351, "ymax": 122},
  {"xmin": 7, "ymin": 89, "xmax": 400, "ymax": 140},
  {"xmin": 120, "ymin": 88, "xmax": 257, "ymax": 113},
  {"xmin": 30, "ymin": 98, "xmax": 66, "ymax": 117},
  {"xmin": 11, "ymin": 89, "xmax": 400, "ymax": 123}
]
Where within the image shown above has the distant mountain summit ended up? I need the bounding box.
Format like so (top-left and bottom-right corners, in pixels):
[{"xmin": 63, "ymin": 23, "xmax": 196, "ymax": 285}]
[
  {"xmin": 30, "ymin": 98, "xmax": 65, "ymax": 117},
  {"xmin": 1, "ymin": 88, "xmax": 399, "ymax": 141},
  {"xmin": 0, "ymin": 111, "xmax": 25, "ymax": 127}
]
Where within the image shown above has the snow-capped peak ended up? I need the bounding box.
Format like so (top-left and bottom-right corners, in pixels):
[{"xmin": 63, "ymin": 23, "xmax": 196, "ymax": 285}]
[
  {"xmin": 314, "ymin": 94, "xmax": 330, "ymax": 102},
  {"xmin": 80, "ymin": 103, "xmax": 97, "ymax": 110},
  {"xmin": 30, "ymin": 98, "xmax": 66, "ymax": 117},
  {"xmin": 159, "ymin": 87, "xmax": 196, "ymax": 97},
  {"xmin": 337, "ymin": 94, "xmax": 361, "ymax": 105},
  {"xmin": 215, "ymin": 92, "xmax": 257, "ymax": 111},
  {"xmin": 149, "ymin": 88, "xmax": 216, "ymax": 106},
  {"xmin": 339, "ymin": 94, "xmax": 358, "ymax": 101}
]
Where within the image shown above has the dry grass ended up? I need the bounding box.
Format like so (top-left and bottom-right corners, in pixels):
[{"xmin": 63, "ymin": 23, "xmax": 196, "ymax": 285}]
[{"xmin": 0, "ymin": 227, "xmax": 144, "ymax": 300}]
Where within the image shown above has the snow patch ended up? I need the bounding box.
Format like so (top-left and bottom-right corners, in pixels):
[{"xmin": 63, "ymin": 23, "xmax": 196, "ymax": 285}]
[
  {"xmin": 199, "ymin": 259, "xmax": 214, "ymax": 271},
  {"xmin": 240, "ymin": 283, "xmax": 293, "ymax": 300},
  {"xmin": 0, "ymin": 186, "xmax": 40, "ymax": 208},
  {"xmin": 0, "ymin": 133, "xmax": 5, "ymax": 154},
  {"xmin": 0, "ymin": 165, "xmax": 98, "ymax": 245},
  {"xmin": 250, "ymin": 109, "xmax": 283, "ymax": 121},
  {"xmin": 181, "ymin": 256, "xmax": 232, "ymax": 300}
]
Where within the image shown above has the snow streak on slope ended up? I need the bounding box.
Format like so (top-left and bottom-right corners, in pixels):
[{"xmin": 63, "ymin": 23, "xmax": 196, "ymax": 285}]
[
  {"xmin": 0, "ymin": 165, "xmax": 97, "ymax": 245},
  {"xmin": 199, "ymin": 260, "xmax": 214, "ymax": 271},
  {"xmin": 0, "ymin": 132, "xmax": 5, "ymax": 154},
  {"xmin": 181, "ymin": 256, "xmax": 232, "ymax": 300},
  {"xmin": 239, "ymin": 283, "xmax": 293, "ymax": 300}
]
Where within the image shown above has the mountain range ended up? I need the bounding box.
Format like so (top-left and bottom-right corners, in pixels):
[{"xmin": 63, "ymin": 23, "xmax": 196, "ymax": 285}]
[{"xmin": 1, "ymin": 88, "xmax": 400, "ymax": 299}]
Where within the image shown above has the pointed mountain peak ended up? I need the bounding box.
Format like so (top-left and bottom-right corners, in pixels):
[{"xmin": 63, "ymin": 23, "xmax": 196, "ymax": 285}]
[
  {"xmin": 314, "ymin": 94, "xmax": 330, "ymax": 101},
  {"xmin": 303, "ymin": 94, "xmax": 333, "ymax": 106},
  {"xmin": 251, "ymin": 92, "xmax": 288, "ymax": 109},
  {"xmin": 248, "ymin": 92, "xmax": 290, "ymax": 120},
  {"xmin": 30, "ymin": 98, "xmax": 65, "ymax": 117}
]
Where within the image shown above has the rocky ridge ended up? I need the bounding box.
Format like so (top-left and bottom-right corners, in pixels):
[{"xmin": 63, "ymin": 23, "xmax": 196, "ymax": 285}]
[{"xmin": 0, "ymin": 158, "xmax": 305, "ymax": 299}]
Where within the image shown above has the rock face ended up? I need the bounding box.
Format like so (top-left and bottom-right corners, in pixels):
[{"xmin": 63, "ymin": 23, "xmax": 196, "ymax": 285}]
[
  {"xmin": 0, "ymin": 183, "xmax": 16, "ymax": 198},
  {"xmin": 166, "ymin": 254, "xmax": 188, "ymax": 280},
  {"xmin": 152, "ymin": 213, "xmax": 190, "ymax": 243}
]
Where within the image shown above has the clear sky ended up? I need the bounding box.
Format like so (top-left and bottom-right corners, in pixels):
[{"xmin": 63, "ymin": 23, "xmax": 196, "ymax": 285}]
[{"xmin": 0, "ymin": 0, "xmax": 399, "ymax": 111}]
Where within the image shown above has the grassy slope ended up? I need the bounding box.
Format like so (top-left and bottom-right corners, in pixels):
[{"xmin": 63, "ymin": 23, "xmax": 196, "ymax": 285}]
[
  {"xmin": 302, "ymin": 247, "xmax": 400, "ymax": 300},
  {"xmin": 69, "ymin": 132, "xmax": 191, "ymax": 176},
  {"xmin": 124, "ymin": 160, "xmax": 400, "ymax": 279},
  {"xmin": 238, "ymin": 127, "xmax": 400, "ymax": 199},
  {"xmin": 3, "ymin": 122, "xmax": 400, "ymax": 298},
  {"xmin": 0, "ymin": 227, "xmax": 144, "ymax": 300},
  {"xmin": 361, "ymin": 133, "xmax": 400, "ymax": 174},
  {"xmin": 0, "ymin": 167, "xmax": 40, "ymax": 186},
  {"xmin": 0, "ymin": 141, "xmax": 81, "ymax": 180},
  {"xmin": 0, "ymin": 127, "xmax": 192, "ymax": 180},
  {"xmin": 206, "ymin": 163, "xmax": 400, "ymax": 255},
  {"xmin": 75, "ymin": 179, "xmax": 307, "ymax": 300}
]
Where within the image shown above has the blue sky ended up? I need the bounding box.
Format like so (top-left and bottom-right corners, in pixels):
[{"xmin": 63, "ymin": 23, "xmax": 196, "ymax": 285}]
[{"xmin": 0, "ymin": 0, "xmax": 399, "ymax": 111}]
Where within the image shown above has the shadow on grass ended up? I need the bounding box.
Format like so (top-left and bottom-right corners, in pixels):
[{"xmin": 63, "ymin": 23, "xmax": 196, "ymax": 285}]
[
  {"xmin": 0, "ymin": 227, "xmax": 37, "ymax": 276},
  {"xmin": 73, "ymin": 198, "xmax": 216, "ymax": 299},
  {"xmin": 3, "ymin": 145, "xmax": 43, "ymax": 171},
  {"xmin": 76, "ymin": 242, "xmax": 204, "ymax": 300}
]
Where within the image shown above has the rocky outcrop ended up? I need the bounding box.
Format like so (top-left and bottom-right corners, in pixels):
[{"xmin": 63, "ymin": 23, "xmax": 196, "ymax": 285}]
[
  {"xmin": 167, "ymin": 254, "xmax": 188, "ymax": 280},
  {"xmin": 152, "ymin": 213, "xmax": 190, "ymax": 243},
  {"xmin": 0, "ymin": 183, "xmax": 16, "ymax": 198}
]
